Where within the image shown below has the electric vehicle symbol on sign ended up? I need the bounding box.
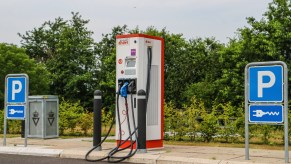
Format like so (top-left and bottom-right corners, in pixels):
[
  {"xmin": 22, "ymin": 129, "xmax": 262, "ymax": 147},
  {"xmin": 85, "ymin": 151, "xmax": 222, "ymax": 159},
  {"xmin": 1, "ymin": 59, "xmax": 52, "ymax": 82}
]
[
  {"xmin": 253, "ymin": 109, "xmax": 280, "ymax": 118},
  {"xmin": 9, "ymin": 108, "xmax": 24, "ymax": 115},
  {"xmin": 7, "ymin": 105, "xmax": 25, "ymax": 119},
  {"xmin": 249, "ymin": 105, "xmax": 283, "ymax": 123}
]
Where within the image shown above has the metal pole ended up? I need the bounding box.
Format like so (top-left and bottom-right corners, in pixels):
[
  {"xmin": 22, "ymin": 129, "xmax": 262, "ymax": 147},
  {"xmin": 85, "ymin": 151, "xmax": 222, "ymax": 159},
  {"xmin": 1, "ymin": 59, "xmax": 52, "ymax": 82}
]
[
  {"xmin": 93, "ymin": 90, "xmax": 102, "ymax": 151},
  {"xmin": 3, "ymin": 77, "xmax": 7, "ymax": 146},
  {"xmin": 137, "ymin": 89, "xmax": 147, "ymax": 153},
  {"xmin": 24, "ymin": 74, "xmax": 29, "ymax": 147},
  {"xmin": 245, "ymin": 64, "xmax": 249, "ymax": 160},
  {"xmin": 283, "ymin": 63, "xmax": 288, "ymax": 163},
  {"xmin": 3, "ymin": 108, "xmax": 7, "ymax": 146},
  {"xmin": 25, "ymin": 108, "xmax": 27, "ymax": 147}
]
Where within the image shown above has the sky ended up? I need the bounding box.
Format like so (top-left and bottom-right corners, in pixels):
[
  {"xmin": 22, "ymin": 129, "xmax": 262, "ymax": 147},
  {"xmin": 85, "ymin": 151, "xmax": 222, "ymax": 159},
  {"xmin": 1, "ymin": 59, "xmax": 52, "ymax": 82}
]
[{"xmin": 0, "ymin": 0, "xmax": 272, "ymax": 45}]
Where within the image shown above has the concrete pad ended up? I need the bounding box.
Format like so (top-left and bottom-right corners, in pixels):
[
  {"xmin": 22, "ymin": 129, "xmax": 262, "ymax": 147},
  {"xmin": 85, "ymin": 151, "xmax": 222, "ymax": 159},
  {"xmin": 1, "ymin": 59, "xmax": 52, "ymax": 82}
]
[
  {"xmin": 157, "ymin": 156, "xmax": 221, "ymax": 164},
  {"xmin": 61, "ymin": 148, "xmax": 161, "ymax": 164},
  {"xmin": 218, "ymin": 160, "xmax": 265, "ymax": 164},
  {"xmin": 0, "ymin": 146, "xmax": 63, "ymax": 157},
  {"xmin": 60, "ymin": 147, "xmax": 113, "ymax": 160}
]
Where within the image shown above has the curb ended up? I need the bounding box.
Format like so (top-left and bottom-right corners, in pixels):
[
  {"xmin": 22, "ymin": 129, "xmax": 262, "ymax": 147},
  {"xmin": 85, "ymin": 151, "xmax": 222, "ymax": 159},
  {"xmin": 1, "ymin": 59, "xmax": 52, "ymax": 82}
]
[
  {"xmin": 60, "ymin": 149, "xmax": 263, "ymax": 164},
  {"xmin": 0, "ymin": 146, "xmax": 272, "ymax": 164}
]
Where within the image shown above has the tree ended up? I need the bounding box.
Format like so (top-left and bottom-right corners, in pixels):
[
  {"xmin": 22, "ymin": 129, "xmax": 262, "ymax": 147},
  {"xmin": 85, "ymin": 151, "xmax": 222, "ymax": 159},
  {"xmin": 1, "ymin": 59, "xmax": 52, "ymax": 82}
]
[
  {"xmin": 0, "ymin": 43, "xmax": 50, "ymax": 109},
  {"xmin": 237, "ymin": 0, "xmax": 291, "ymax": 71},
  {"xmin": 238, "ymin": 0, "xmax": 291, "ymax": 63},
  {"xmin": 18, "ymin": 12, "xmax": 97, "ymax": 108},
  {"xmin": 210, "ymin": 0, "xmax": 290, "ymax": 108},
  {"xmin": 174, "ymin": 38, "xmax": 224, "ymax": 108},
  {"xmin": 212, "ymin": 40, "xmax": 247, "ymax": 107}
]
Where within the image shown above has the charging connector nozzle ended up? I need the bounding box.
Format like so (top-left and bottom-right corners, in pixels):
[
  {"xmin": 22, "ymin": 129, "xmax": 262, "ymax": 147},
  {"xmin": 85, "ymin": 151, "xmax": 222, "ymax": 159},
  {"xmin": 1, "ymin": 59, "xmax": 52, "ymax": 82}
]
[{"xmin": 120, "ymin": 82, "xmax": 129, "ymax": 98}]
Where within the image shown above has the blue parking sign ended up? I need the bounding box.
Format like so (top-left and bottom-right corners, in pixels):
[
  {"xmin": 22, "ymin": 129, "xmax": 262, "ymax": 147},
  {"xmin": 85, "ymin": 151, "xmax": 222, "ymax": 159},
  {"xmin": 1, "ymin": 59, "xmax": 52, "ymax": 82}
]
[
  {"xmin": 7, "ymin": 77, "xmax": 27, "ymax": 103},
  {"xmin": 5, "ymin": 74, "xmax": 28, "ymax": 120},
  {"xmin": 245, "ymin": 62, "xmax": 288, "ymax": 161},
  {"xmin": 249, "ymin": 65, "xmax": 283, "ymax": 102}
]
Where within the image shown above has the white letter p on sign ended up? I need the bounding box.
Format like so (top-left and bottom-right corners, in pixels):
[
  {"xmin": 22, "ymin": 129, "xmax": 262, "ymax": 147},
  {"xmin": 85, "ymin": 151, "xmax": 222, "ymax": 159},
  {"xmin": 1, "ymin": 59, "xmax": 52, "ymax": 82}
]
[
  {"xmin": 12, "ymin": 80, "xmax": 22, "ymax": 100},
  {"xmin": 258, "ymin": 71, "xmax": 275, "ymax": 98}
]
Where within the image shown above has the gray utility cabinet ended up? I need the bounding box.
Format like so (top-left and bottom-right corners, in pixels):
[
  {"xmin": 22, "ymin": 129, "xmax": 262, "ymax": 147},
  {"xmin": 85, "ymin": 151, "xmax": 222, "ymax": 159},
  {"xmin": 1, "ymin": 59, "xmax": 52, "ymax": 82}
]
[{"xmin": 28, "ymin": 95, "xmax": 59, "ymax": 138}]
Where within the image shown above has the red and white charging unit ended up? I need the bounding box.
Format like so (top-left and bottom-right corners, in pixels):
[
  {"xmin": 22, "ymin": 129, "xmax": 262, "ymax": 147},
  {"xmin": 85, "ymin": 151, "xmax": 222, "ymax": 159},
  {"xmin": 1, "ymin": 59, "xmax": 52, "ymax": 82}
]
[{"xmin": 115, "ymin": 34, "xmax": 164, "ymax": 149}]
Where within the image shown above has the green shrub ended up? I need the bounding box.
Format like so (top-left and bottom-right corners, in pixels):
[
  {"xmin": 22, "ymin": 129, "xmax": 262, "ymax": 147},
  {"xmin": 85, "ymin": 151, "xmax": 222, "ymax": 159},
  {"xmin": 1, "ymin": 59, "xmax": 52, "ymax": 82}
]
[
  {"xmin": 7, "ymin": 120, "xmax": 21, "ymax": 134},
  {"xmin": 175, "ymin": 110, "xmax": 187, "ymax": 141},
  {"xmin": 214, "ymin": 102, "xmax": 241, "ymax": 143},
  {"xmin": 183, "ymin": 97, "xmax": 204, "ymax": 141},
  {"xmin": 79, "ymin": 111, "xmax": 93, "ymax": 136},
  {"xmin": 101, "ymin": 107, "xmax": 113, "ymax": 132},
  {"xmin": 0, "ymin": 109, "xmax": 21, "ymax": 134},
  {"xmin": 200, "ymin": 110, "xmax": 218, "ymax": 142},
  {"xmin": 0, "ymin": 109, "xmax": 3, "ymax": 133},
  {"xmin": 59, "ymin": 98, "xmax": 85, "ymax": 135},
  {"xmin": 164, "ymin": 101, "xmax": 179, "ymax": 140}
]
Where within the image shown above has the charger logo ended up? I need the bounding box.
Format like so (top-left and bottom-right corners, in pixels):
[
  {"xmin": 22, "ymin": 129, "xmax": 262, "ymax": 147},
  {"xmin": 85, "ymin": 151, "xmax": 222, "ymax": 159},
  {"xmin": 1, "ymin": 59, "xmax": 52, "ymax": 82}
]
[
  {"xmin": 145, "ymin": 40, "xmax": 152, "ymax": 44},
  {"xmin": 118, "ymin": 59, "xmax": 123, "ymax": 64},
  {"xmin": 118, "ymin": 39, "xmax": 129, "ymax": 46}
]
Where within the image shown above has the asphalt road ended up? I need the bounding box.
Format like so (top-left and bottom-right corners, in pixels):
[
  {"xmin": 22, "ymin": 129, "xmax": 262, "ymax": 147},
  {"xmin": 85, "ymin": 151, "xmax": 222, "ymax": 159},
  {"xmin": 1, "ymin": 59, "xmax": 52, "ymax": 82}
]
[{"xmin": 0, "ymin": 154, "xmax": 117, "ymax": 164}]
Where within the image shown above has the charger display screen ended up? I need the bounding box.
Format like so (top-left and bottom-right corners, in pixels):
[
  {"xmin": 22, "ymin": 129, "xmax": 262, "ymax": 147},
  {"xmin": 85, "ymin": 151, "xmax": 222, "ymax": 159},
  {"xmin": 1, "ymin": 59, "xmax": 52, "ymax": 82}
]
[{"xmin": 126, "ymin": 60, "xmax": 136, "ymax": 67}]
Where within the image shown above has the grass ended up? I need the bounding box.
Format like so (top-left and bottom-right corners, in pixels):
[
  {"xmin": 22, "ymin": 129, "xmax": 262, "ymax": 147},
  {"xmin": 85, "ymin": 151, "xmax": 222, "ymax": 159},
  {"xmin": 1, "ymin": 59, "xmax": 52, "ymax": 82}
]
[
  {"xmin": 162, "ymin": 129, "xmax": 290, "ymax": 150},
  {"xmin": 164, "ymin": 139, "xmax": 289, "ymax": 150},
  {"xmin": 0, "ymin": 134, "xmax": 22, "ymax": 138},
  {"xmin": 1, "ymin": 132, "xmax": 287, "ymax": 151},
  {"xmin": 77, "ymin": 134, "xmax": 289, "ymax": 150},
  {"xmin": 59, "ymin": 125, "xmax": 116, "ymax": 138},
  {"xmin": 58, "ymin": 126, "xmax": 290, "ymax": 151},
  {"xmin": 2, "ymin": 125, "xmax": 289, "ymax": 151}
]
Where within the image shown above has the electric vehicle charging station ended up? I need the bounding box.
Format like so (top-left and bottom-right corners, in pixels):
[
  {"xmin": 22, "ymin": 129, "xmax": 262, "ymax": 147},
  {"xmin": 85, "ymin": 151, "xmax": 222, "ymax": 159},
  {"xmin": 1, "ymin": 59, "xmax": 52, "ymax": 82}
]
[
  {"xmin": 116, "ymin": 34, "xmax": 164, "ymax": 149},
  {"xmin": 85, "ymin": 34, "xmax": 164, "ymax": 163}
]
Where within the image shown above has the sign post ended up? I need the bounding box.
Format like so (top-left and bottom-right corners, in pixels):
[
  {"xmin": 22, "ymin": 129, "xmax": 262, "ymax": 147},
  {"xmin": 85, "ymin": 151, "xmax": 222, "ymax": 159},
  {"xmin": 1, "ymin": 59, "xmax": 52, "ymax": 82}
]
[
  {"xmin": 4, "ymin": 74, "xmax": 29, "ymax": 147},
  {"xmin": 245, "ymin": 61, "xmax": 288, "ymax": 163}
]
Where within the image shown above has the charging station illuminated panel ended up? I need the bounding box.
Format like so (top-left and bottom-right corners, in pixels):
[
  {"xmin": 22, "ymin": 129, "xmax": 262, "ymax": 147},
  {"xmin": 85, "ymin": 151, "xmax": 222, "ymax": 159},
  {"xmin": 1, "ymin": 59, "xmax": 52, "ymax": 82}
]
[{"xmin": 116, "ymin": 34, "xmax": 164, "ymax": 149}]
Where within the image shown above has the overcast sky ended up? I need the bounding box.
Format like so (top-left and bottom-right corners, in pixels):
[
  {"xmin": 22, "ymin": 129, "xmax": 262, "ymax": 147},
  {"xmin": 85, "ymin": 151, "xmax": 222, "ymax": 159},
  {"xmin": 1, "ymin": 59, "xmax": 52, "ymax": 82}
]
[{"xmin": 0, "ymin": 0, "xmax": 272, "ymax": 45}]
